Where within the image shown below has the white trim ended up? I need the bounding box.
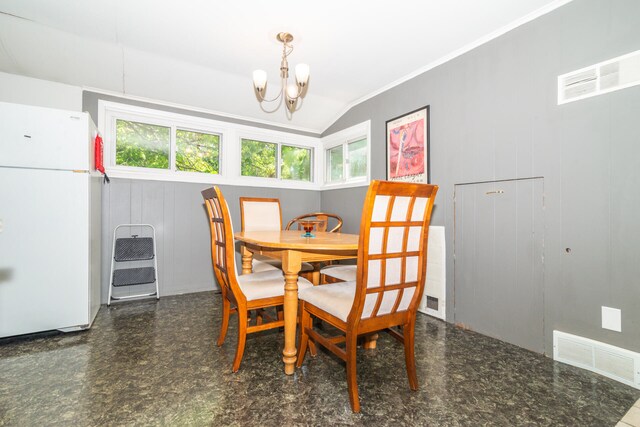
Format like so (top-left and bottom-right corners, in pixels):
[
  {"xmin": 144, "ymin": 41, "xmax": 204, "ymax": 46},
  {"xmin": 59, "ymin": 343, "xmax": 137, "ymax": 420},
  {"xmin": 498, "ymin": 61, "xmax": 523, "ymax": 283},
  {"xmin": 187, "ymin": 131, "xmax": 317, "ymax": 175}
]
[
  {"xmin": 321, "ymin": 0, "xmax": 575, "ymax": 132},
  {"xmin": 104, "ymin": 168, "xmax": 319, "ymax": 190},
  {"xmin": 86, "ymin": 86, "xmax": 321, "ymax": 135},
  {"xmin": 98, "ymin": 100, "xmax": 320, "ymax": 190}
]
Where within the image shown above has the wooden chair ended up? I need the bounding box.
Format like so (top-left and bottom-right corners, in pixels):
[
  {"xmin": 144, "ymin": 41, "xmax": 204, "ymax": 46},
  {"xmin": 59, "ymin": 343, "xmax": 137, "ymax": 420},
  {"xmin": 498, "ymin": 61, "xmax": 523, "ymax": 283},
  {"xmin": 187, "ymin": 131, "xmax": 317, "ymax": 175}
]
[
  {"xmin": 285, "ymin": 212, "xmax": 343, "ymax": 233},
  {"xmin": 203, "ymin": 187, "xmax": 313, "ymax": 372},
  {"xmin": 321, "ymin": 226, "xmax": 445, "ymax": 285},
  {"xmin": 296, "ymin": 180, "xmax": 438, "ymax": 412},
  {"xmin": 239, "ymin": 197, "xmax": 313, "ymax": 273},
  {"xmin": 286, "ymin": 212, "xmax": 343, "ymax": 283}
]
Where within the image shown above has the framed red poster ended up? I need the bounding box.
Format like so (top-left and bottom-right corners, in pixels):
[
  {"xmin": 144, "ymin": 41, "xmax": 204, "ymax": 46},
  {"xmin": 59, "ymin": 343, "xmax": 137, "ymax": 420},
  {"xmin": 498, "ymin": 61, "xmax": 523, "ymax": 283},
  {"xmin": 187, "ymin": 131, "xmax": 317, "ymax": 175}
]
[{"xmin": 385, "ymin": 105, "xmax": 430, "ymax": 183}]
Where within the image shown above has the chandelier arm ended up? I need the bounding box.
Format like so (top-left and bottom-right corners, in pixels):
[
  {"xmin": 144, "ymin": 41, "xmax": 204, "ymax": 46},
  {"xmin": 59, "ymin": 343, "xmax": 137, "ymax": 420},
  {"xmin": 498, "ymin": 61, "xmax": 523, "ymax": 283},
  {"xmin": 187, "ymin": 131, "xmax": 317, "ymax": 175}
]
[
  {"xmin": 253, "ymin": 32, "xmax": 307, "ymax": 116},
  {"xmin": 258, "ymin": 91, "xmax": 285, "ymax": 114},
  {"xmin": 258, "ymin": 89, "xmax": 284, "ymax": 103},
  {"xmin": 293, "ymin": 95, "xmax": 305, "ymax": 112}
]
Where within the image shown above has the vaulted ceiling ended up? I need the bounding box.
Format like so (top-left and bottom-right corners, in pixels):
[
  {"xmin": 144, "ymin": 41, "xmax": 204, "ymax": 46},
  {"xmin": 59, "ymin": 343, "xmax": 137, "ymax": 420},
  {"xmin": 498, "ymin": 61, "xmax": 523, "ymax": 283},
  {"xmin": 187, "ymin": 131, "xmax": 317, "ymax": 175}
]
[{"xmin": 0, "ymin": 0, "xmax": 569, "ymax": 132}]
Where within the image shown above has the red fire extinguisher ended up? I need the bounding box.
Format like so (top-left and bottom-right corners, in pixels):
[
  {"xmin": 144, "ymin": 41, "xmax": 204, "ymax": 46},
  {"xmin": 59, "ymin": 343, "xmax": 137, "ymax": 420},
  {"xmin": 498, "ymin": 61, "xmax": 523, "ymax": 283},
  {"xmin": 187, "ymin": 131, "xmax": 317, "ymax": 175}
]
[{"xmin": 94, "ymin": 134, "xmax": 110, "ymax": 183}]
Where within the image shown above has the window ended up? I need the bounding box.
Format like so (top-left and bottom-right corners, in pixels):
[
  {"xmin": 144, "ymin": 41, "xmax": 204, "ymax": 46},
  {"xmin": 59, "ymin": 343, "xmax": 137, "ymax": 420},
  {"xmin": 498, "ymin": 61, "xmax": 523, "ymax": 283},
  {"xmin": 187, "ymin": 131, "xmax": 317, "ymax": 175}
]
[
  {"xmin": 241, "ymin": 139, "xmax": 277, "ymax": 178},
  {"xmin": 324, "ymin": 136, "xmax": 369, "ymax": 185},
  {"xmin": 281, "ymin": 145, "xmax": 312, "ymax": 182},
  {"xmin": 327, "ymin": 145, "xmax": 343, "ymax": 182},
  {"xmin": 176, "ymin": 129, "xmax": 220, "ymax": 174},
  {"xmin": 116, "ymin": 119, "xmax": 170, "ymax": 169},
  {"xmin": 101, "ymin": 101, "xmax": 318, "ymax": 189},
  {"xmin": 241, "ymin": 138, "xmax": 312, "ymax": 182},
  {"xmin": 112, "ymin": 116, "xmax": 221, "ymax": 175},
  {"xmin": 347, "ymin": 138, "xmax": 367, "ymax": 178}
]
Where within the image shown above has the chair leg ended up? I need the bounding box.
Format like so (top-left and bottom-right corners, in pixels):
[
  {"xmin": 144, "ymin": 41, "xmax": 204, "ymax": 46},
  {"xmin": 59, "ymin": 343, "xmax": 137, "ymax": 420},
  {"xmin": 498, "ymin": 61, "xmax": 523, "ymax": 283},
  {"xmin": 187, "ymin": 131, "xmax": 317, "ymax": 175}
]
[
  {"xmin": 232, "ymin": 309, "xmax": 248, "ymax": 373},
  {"xmin": 404, "ymin": 319, "xmax": 418, "ymax": 390},
  {"xmin": 217, "ymin": 298, "xmax": 231, "ymax": 347},
  {"xmin": 307, "ymin": 309, "xmax": 317, "ymax": 356},
  {"xmin": 296, "ymin": 302, "xmax": 311, "ymax": 367},
  {"xmin": 345, "ymin": 332, "xmax": 361, "ymax": 413}
]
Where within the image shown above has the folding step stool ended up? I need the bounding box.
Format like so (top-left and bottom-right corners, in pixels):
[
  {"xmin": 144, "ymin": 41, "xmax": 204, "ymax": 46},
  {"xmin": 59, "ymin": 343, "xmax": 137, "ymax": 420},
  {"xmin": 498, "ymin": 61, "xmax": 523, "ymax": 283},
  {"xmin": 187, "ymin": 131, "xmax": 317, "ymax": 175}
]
[{"xmin": 108, "ymin": 224, "xmax": 160, "ymax": 305}]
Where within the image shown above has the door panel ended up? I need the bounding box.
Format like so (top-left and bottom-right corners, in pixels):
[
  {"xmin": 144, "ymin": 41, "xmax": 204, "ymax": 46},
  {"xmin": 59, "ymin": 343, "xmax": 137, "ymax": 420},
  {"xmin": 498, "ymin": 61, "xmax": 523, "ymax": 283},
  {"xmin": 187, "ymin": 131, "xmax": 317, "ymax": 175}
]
[
  {"xmin": 0, "ymin": 102, "xmax": 90, "ymax": 171},
  {"xmin": 0, "ymin": 168, "xmax": 89, "ymax": 337},
  {"xmin": 454, "ymin": 178, "xmax": 544, "ymax": 353}
]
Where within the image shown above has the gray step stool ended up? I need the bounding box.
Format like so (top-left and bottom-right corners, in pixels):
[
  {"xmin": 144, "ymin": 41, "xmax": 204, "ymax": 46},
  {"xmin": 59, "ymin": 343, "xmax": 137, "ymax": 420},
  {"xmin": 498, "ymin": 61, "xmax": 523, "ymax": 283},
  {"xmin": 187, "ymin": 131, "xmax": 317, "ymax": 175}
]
[{"xmin": 108, "ymin": 224, "xmax": 160, "ymax": 305}]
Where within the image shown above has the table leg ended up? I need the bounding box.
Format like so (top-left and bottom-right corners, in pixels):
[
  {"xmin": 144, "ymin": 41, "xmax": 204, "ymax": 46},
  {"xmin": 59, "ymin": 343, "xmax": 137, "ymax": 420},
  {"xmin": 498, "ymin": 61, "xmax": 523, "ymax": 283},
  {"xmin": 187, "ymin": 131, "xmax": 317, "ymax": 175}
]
[
  {"xmin": 311, "ymin": 270, "xmax": 320, "ymax": 286},
  {"xmin": 363, "ymin": 333, "xmax": 379, "ymax": 349},
  {"xmin": 282, "ymin": 250, "xmax": 302, "ymax": 375},
  {"xmin": 241, "ymin": 245, "xmax": 253, "ymax": 275}
]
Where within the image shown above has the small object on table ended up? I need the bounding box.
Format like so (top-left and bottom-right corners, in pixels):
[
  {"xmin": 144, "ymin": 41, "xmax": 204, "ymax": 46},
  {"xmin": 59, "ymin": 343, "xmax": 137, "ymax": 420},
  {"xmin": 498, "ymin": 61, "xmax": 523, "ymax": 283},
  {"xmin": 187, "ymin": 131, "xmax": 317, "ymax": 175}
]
[{"xmin": 297, "ymin": 219, "xmax": 324, "ymax": 238}]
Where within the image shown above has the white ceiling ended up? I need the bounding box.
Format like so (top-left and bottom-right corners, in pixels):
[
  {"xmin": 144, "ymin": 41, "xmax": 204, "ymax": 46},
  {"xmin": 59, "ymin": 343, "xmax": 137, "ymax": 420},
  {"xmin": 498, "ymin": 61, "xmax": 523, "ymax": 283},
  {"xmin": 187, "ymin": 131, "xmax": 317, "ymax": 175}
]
[{"xmin": 0, "ymin": 0, "xmax": 569, "ymax": 132}]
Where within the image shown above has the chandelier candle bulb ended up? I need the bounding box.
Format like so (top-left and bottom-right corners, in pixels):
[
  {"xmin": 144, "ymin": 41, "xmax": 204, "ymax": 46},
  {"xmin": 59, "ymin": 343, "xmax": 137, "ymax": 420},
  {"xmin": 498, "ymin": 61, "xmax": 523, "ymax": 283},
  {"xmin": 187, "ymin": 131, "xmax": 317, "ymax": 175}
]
[
  {"xmin": 252, "ymin": 70, "xmax": 267, "ymax": 92},
  {"xmin": 286, "ymin": 84, "xmax": 299, "ymax": 100},
  {"xmin": 295, "ymin": 63, "xmax": 310, "ymax": 87}
]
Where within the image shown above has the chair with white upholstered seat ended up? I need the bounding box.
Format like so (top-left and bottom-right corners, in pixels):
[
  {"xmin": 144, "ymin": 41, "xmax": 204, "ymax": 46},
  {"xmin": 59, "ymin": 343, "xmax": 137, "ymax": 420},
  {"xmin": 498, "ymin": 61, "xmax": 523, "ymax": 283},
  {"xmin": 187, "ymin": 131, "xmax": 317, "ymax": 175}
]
[
  {"xmin": 296, "ymin": 180, "xmax": 438, "ymax": 412},
  {"xmin": 239, "ymin": 197, "xmax": 313, "ymax": 274},
  {"xmin": 319, "ymin": 264, "xmax": 357, "ymax": 283},
  {"xmin": 203, "ymin": 187, "xmax": 313, "ymax": 372},
  {"xmin": 321, "ymin": 225, "xmax": 444, "ymax": 285}
]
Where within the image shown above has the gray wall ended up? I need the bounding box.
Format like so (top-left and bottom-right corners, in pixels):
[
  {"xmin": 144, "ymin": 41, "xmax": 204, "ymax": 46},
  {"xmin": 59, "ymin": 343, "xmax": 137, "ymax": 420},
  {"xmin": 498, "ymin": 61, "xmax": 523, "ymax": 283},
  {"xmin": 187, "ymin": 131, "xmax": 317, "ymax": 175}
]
[
  {"xmin": 100, "ymin": 179, "xmax": 320, "ymax": 303},
  {"xmin": 83, "ymin": 93, "xmax": 322, "ymax": 303},
  {"xmin": 322, "ymin": 0, "xmax": 640, "ymax": 353}
]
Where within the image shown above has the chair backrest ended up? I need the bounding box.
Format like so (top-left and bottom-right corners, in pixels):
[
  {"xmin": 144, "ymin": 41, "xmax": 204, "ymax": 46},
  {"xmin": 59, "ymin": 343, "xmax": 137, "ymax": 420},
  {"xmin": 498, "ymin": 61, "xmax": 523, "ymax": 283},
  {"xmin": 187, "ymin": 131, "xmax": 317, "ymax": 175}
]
[
  {"xmin": 349, "ymin": 180, "xmax": 438, "ymax": 324},
  {"xmin": 203, "ymin": 187, "xmax": 244, "ymax": 305},
  {"xmin": 239, "ymin": 197, "xmax": 282, "ymax": 232},
  {"xmin": 285, "ymin": 212, "xmax": 343, "ymax": 233}
]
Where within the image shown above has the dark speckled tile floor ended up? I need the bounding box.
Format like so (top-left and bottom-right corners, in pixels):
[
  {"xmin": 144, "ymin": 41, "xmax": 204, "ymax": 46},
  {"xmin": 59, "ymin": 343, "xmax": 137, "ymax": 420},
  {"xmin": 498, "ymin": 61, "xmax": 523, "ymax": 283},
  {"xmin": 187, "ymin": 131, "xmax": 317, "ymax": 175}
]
[{"xmin": 0, "ymin": 292, "xmax": 638, "ymax": 426}]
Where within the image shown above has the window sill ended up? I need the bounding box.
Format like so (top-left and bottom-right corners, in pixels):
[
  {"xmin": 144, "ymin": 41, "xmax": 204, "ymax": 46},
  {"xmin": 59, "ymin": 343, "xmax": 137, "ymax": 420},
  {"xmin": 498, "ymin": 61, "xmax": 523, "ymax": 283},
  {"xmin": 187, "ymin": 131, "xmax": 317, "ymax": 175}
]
[
  {"xmin": 105, "ymin": 168, "xmax": 319, "ymax": 190},
  {"xmin": 320, "ymin": 179, "xmax": 370, "ymax": 191}
]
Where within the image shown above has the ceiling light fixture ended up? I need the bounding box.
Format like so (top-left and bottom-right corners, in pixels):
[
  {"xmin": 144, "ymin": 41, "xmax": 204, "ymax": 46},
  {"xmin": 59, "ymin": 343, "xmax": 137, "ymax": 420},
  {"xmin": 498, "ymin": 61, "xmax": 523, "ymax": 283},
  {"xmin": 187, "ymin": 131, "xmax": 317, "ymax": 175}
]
[{"xmin": 252, "ymin": 32, "xmax": 310, "ymax": 116}]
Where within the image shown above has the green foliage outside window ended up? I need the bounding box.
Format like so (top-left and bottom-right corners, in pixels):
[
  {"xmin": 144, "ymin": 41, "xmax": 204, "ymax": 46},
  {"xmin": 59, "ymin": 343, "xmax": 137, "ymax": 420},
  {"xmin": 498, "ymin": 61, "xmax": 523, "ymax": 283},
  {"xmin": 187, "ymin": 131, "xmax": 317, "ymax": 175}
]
[
  {"xmin": 115, "ymin": 119, "xmax": 170, "ymax": 169},
  {"xmin": 281, "ymin": 145, "xmax": 311, "ymax": 181},
  {"xmin": 327, "ymin": 146, "xmax": 343, "ymax": 182},
  {"xmin": 241, "ymin": 139, "xmax": 277, "ymax": 178},
  {"xmin": 115, "ymin": 119, "xmax": 314, "ymax": 181},
  {"xmin": 348, "ymin": 138, "xmax": 367, "ymax": 178},
  {"xmin": 176, "ymin": 129, "xmax": 220, "ymax": 174}
]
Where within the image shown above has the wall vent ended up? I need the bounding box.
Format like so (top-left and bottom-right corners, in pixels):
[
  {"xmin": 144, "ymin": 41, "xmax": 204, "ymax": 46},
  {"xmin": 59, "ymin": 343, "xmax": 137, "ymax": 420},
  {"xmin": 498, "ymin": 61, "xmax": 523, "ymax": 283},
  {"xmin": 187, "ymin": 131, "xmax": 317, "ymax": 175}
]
[
  {"xmin": 558, "ymin": 49, "xmax": 640, "ymax": 104},
  {"xmin": 553, "ymin": 331, "xmax": 640, "ymax": 389},
  {"xmin": 418, "ymin": 226, "xmax": 446, "ymax": 320}
]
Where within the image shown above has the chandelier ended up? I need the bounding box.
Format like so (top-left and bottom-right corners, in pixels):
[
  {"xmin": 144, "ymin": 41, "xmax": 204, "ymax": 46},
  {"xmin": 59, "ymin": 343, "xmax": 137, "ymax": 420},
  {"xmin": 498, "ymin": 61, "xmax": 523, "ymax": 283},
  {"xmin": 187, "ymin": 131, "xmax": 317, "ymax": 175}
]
[{"xmin": 252, "ymin": 32, "xmax": 310, "ymax": 115}]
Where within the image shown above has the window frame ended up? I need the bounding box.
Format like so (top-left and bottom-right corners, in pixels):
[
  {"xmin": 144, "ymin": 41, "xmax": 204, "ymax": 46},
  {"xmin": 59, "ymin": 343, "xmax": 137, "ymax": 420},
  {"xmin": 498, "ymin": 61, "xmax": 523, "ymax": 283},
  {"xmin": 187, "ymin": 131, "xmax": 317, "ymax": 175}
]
[
  {"xmin": 237, "ymin": 130, "xmax": 316, "ymax": 185},
  {"xmin": 279, "ymin": 142, "xmax": 314, "ymax": 183},
  {"xmin": 174, "ymin": 126, "xmax": 223, "ymax": 176},
  {"xmin": 99, "ymin": 101, "xmax": 319, "ymax": 190},
  {"xmin": 102, "ymin": 102, "xmax": 225, "ymax": 179},
  {"xmin": 321, "ymin": 120, "xmax": 371, "ymax": 189}
]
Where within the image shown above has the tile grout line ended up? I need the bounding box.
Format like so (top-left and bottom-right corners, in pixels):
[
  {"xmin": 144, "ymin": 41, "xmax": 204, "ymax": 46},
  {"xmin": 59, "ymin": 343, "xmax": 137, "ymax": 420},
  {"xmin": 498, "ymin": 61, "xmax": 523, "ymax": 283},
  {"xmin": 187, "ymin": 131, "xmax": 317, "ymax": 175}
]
[{"xmin": 619, "ymin": 398, "xmax": 640, "ymax": 427}]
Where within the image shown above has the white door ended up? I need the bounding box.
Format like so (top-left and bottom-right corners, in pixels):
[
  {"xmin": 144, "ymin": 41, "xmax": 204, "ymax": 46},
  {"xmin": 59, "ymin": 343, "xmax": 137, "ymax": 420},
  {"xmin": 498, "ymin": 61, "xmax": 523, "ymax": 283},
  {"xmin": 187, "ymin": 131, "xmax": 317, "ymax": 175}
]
[
  {"xmin": 0, "ymin": 102, "xmax": 90, "ymax": 171},
  {"xmin": 0, "ymin": 167, "xmax": 89, "ymax": 337}
]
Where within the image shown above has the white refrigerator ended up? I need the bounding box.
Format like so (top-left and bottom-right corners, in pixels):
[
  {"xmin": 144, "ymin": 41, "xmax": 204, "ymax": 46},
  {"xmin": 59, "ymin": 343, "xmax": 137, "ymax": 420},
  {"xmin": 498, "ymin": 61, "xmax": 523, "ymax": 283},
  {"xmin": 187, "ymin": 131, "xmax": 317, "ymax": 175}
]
[{"xmin": 0, "ymin": 101, "xmax": 102, "ymax": 338}]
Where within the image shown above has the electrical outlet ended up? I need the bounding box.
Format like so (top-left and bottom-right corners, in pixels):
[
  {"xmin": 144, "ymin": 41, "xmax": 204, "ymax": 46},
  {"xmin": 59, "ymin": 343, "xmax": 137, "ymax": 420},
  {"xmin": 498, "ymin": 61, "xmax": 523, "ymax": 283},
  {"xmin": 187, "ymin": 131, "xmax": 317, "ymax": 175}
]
[{"xmin": 602, "ymin": 306, "xmax": 622, "ymax": 332}]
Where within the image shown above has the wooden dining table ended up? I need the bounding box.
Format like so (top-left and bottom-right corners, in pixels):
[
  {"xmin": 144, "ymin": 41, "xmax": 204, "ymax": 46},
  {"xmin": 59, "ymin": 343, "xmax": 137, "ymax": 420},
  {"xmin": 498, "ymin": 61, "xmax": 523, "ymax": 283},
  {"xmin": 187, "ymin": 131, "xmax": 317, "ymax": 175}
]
[{"xmin": 234, "ymin": 230, "xmax": 359, "ymax": 375}]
